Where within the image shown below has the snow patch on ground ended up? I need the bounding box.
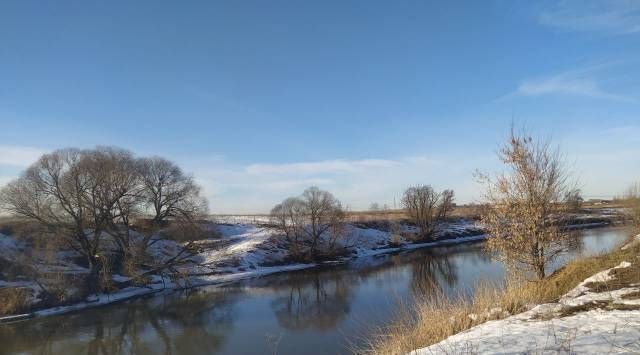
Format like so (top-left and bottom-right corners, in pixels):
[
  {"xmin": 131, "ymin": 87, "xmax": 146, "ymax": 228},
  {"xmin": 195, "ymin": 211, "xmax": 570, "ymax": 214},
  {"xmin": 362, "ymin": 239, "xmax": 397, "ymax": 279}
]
[
  {"xmin": 414, "ymin": 260, "xmax": 640, "ymax": 354},
  {"xmin": 562, "ymin": 261, "xmax": 631, "ymax": 300},
  {"xmin": 415, "ymin": 309, "xmax": 640, "ymax": 354},
  {"xmin": 0, "ymin": 232, "xmax": 23, "ymax": 261},
  {"xmin": 622, "ymin": 234, "xmax": 640, "ymax": 250}
]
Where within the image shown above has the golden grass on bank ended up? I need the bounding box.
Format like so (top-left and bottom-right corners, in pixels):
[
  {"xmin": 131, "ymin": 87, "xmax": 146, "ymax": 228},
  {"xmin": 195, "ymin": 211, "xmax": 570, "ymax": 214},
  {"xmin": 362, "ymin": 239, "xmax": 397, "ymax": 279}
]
[
  {"xmin": 0, "ymin": 288, "xmax": 32, "ymax": 316},
  {"xmin": 363, "ymin": 238, "xmax": 640, "ymax": 355}
]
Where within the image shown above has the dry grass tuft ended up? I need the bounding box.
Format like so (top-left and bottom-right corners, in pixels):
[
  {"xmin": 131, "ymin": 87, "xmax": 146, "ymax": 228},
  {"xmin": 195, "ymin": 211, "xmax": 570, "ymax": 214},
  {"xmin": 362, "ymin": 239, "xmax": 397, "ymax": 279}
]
[
  {"xmin": 0, "ymin": 288, "xmax": 33, "ymax": 316},
  {"xmin": 363, "ymin": 239, "xmax": 640, "ymax": 355}
]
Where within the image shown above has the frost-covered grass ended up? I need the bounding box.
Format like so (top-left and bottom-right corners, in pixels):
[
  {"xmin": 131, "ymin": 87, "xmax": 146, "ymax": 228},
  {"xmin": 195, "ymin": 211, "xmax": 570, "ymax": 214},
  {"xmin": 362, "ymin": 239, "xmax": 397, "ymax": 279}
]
[{"xmin": 363, "ymin": 234, "xmax": 640, "ymax": 355}]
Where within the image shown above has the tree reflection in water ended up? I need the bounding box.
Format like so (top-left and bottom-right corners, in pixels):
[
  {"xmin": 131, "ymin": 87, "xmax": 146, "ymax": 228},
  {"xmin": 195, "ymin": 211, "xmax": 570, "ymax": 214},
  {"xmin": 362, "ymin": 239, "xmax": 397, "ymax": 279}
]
[
  {"xmin": 0, "ymin": 288, "xmax": 238, "ymax": 355},
  {"xmin": 409, "ymin": 250, "xmax": 458, "ymax": 298},
  {"xmin": 404, "ymin": 244, "xmax": 494, "ymax": 299},
  {"xmin": 269, "ymin": 272, "xmax": 354, "ymax": 331}
]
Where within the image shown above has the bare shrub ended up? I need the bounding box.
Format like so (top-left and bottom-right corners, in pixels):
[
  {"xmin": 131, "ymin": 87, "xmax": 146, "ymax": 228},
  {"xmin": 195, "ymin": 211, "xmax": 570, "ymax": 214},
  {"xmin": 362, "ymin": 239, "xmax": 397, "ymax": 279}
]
[
  {"xmin": 565, "ymin": 189, "xmax": 584, "ymax": 212},
  {"xmin": 401, "ymin": 186, "xmax": 455, "ymax": 240},
  {"xmin": 476, "ymin": 128, "xmax": 574, "ymax": 280},
  {"xmin": 388, "ymin": 221, "xmax": 403, "ymax": 247},
  {"xmin": 623, "ymin": 182, "xmax": 640, "ymax": 232},
  {"xmin": 0, "ymin": 288, "xmax": 33, "ymax": 316},
  {"xmin": 270, "ymin": 187, "xmax": 346, "ymax": 261}
]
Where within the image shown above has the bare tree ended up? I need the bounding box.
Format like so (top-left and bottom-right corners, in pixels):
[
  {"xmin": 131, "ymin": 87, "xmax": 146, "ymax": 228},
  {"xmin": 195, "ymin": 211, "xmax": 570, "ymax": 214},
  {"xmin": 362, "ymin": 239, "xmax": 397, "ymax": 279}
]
[
  {"xmin": 138, "ymin": 157, "xmax": 206, "ymax": 224},
  {"xmin": 0, "ymin": 147, "xmax": 209, "ymax": 294},
  {"xmin": 476, "ymin": 128, "xmax": 573, "ymax": 280},
  {"xmin": 136, "ymin": 157, "xmax": 208, "ymax": 257},
  {"xmin": 0, "ymin": 149, "xmax": 118, "ymax": 292},
  {"xmin": 401, "ymin": 185, "xmax": 455, "ymax": 239},
  {"xmin": 439, "ymin": 189, "xmax": 455, "ymax": 220},
  {"xmin": 369, "ymin": 202, "xmax": 380, "ymax": 211},
  {"xmin": 270, "ymin": 197, "xmax": 307, "ymax": 259},
  {"xmin": 270, "ymin": 187, "xmax": 346, "ymax": 261}
]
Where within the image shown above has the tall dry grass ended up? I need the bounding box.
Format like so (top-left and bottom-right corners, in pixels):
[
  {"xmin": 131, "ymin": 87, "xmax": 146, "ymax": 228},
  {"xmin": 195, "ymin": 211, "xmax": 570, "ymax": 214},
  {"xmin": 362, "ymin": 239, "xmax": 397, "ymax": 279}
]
[
  {"xmin": 0, "ymin": 288, "xmax": 32, "ymax": 316},
  {"xmin": 363, "ymin": 239, "xmax": 640, "ymax": 355}
]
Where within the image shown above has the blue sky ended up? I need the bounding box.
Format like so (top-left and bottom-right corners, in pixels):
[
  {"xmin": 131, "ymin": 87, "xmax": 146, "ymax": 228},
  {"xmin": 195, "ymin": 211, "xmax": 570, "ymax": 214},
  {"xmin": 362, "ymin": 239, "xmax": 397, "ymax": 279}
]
[{"xmin": 1, "ymin": 0, "xmax": 639, "ymax": 213}]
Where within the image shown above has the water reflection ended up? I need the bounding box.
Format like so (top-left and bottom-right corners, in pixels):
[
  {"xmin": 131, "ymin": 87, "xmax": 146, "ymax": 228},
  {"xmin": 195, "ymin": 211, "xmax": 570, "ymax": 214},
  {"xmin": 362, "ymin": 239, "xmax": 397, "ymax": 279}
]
[
  {"xmin": 270, "ymin": 273, "xmax": 354, "ymax": 331},
  {"xmin": 0, "ymin": 288, "xmax": 238, "ymax": 355},
  {"xmin": 410, "ymin": 250, "xmax": 458, "ymax": 297},
  {"xmin": 0, "ymin": 227, "xmax": 630, "ymax": 355}
]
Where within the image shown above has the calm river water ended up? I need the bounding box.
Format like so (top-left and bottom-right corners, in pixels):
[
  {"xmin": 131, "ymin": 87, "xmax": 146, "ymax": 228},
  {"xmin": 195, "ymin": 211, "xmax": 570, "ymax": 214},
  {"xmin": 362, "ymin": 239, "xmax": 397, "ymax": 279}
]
[{"xmin": 0, "ymin": 226, "xmax": 631, "ymax": 355}]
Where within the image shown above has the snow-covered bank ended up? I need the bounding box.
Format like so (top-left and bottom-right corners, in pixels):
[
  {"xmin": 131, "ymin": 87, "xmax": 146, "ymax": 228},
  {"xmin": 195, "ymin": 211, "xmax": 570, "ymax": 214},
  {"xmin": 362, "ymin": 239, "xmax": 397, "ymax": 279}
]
[
  {"xmin": 416, "ymin": 309, "xmax": 640, "ymax": 354},
  {"xmin": 0, "ymin": 219, "xmax": 484, "ymax": 322},
  {"xmin": 413, "ymin": 259, "xmax": 640, "ymax": 354}
]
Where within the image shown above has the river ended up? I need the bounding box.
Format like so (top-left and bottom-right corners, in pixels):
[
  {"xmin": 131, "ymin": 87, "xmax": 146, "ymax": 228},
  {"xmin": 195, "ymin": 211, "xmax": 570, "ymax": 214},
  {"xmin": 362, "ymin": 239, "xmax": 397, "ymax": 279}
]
[{"xmin": 0, "ymin": 226, "xmax": 631, "ymax": 355}]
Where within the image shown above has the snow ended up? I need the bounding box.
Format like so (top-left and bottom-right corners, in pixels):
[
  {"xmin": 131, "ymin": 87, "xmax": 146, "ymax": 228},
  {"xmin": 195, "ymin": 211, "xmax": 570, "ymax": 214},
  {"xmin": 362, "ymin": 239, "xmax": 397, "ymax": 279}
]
[
  {"xmin": 0, "ymin": 232, "xmax": 23, "ymax": 261},
  {"xmin": 414, "ymin": 260, "xmax": 640, "ymax": 355},
  {"xmin": 210, "ymin": 215, "xmax": 272, "ymax": 225},
  {"xmin": 621, "ymin": 234, "xmax": 640, "ymax": 250},
  {"xmin": 414, "ymin": 310, "xmax": 640, "ymax": 354},
  {"xmin": 562, "ymin": 261, "xmax": 631, "ymax": 300}
]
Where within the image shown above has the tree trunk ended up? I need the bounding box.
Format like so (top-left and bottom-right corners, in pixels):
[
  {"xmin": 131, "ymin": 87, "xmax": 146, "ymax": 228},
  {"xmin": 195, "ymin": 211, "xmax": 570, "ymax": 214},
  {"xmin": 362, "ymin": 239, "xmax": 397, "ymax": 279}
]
[
  {"xmin": 83, "ymin": 255, "xmax": 102, "ymax": 296},
  {"xmin": 536, "ymin": 262, "xmax": 545, "ymax": 280}
]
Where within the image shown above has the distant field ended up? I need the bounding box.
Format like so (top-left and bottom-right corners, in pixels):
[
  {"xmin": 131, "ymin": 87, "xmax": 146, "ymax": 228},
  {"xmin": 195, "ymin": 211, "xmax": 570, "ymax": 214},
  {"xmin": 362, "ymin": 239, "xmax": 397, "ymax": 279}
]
[
  {"xmin": 208, "ymin": 202, "xmax": 625, "ymax": 225},
  {"xmin": 1, "ymin": 202, "xmax": 623, "ymax": 228},
  {"xmin": 210, "ymin": 205, "xmax": 485, "ymax": 224}
]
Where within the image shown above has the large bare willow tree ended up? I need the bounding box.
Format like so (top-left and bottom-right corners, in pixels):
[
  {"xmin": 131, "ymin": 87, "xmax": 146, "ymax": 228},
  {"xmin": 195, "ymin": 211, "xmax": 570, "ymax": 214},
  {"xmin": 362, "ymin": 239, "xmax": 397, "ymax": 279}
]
[
  {"xmin": 0, "ymin": 147, "xmax": 208, "ymax": 294},
  {"xmin": 476, "ymin": 129, "xmax": 574, "ymax": 280}
]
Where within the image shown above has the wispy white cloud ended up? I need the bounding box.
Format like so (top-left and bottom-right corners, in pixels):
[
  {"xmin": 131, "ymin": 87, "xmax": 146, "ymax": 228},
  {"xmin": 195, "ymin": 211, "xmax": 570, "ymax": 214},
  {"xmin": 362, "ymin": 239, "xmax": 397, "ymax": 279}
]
[
  {"xmin": 245, "ymin": 159, "xmax": 399, "ymax": 175},
  {"xmin": 0, "ymin": 145, "xmax": 44, "ymax": 167},
  {"xmin": 505, "ymin": 64, "xmax": 637, "ymax": 102},
  {"xmin": 188, "ymin": 155, "xmax": 477, "ymax": 213},
  {"xmin": 539, "ymin": 0, "xmax": 640, "ymax": 35}
]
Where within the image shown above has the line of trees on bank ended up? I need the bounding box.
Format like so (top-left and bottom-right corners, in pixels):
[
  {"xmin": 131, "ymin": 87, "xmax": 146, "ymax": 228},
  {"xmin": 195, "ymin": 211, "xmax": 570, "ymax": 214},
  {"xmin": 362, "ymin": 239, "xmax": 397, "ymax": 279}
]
[{"xmin": 268, "ymin": 185, "xmax": 457, "ymax": 262}]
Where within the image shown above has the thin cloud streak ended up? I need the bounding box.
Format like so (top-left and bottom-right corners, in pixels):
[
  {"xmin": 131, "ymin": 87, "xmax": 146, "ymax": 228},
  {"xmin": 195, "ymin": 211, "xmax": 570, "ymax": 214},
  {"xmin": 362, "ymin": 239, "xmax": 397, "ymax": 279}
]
[
  {"xmin": 191, "ymin": 155, "xmax": 476, "ymax": 214},
  {"xmin": 246, "ymin": 159, "xmax": 400, "ymax": 175},
  {"xmin": 503, "ymin": 64, "xmax": 637, "ymax": 103},
  {"xmin": 539, "ymin": 0, "xmax": 640, "ymax": 35}
]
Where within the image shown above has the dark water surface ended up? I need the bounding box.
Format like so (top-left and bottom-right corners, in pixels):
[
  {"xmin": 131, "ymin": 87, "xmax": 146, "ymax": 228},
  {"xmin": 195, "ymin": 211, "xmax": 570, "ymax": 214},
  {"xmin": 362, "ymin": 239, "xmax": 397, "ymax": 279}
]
[{"xmin": 0, "ymin": 227, "xmax": 630, "ymax": 355}]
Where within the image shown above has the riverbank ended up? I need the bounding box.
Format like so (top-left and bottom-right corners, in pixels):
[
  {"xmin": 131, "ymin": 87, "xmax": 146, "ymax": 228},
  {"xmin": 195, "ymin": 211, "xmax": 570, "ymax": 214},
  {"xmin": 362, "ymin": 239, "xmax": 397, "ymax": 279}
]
[
  {"xmin": 0, "ymin": 211, "xmax": 625, "ymax": 323},
  {"xmin": 0, "ymin": 227, "xmax": 632, "ymax": 355},
  {"xmin": 0, "ymin": 219, "xmax": 485, "ymax": 322},
  {"xmin": 366, "ymin": 231, "xmax": 640, "ymax": 355}
]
